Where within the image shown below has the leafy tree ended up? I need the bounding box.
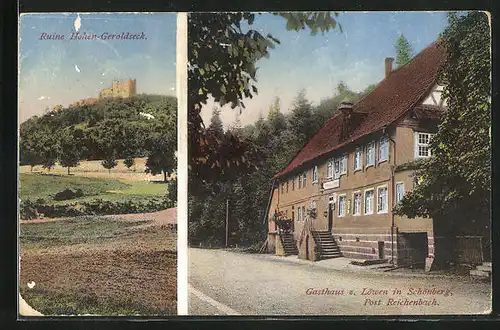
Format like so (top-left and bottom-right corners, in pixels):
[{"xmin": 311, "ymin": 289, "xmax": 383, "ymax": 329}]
[
  {"xmin": 267, "ymin": 97, "xmax": 286, "ymax": 135},
  {"xmin": 188, "ymin": 12, "xmax": 342, "ymax": 182},
  {"xmin": 394, "ymin": 34, "xmax": 414, "ymax": 67},
  {"xmin": 395, "ymin": 12, "xmax": 491, "ymax": 264},
  {"xmin": 124, "ymin": 156, "xmax": 135, "ymax": 170},
  {"xmin": 101, "ymin": 153, "xmax": 118, "ymax": 174},
  {"xmin": 58, "ymin": 128, "xmax": 83, "ymax": 175}
]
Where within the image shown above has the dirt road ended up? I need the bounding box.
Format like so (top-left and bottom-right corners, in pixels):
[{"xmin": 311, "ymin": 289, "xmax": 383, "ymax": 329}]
[{"xmin": 188, "ymin": 248, "xmax": 491, "ymax": 316}]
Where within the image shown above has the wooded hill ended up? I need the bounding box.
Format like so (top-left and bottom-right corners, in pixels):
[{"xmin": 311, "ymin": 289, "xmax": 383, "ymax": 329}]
[{"xmin": 20, "ymin": 94, "xmax": 177, "ymax": 180}]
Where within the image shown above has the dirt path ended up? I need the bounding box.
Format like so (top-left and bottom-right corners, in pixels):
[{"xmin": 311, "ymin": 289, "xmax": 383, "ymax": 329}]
[{"xmin": 20, "ymin": 208, "xmax": 177, "ymax": 226}]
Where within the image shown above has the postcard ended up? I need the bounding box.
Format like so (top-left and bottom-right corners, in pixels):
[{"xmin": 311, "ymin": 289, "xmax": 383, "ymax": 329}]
[
  {"xmin": 186, "ymin": 11, "xmax": 492, "ymax": 315},
  {"xmin": 18, "ymin": 12, "xmax": 178, "ymax": 316}
]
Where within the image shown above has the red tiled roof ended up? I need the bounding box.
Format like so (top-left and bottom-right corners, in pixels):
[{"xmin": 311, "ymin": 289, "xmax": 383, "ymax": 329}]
[{"xmin": 275, "ymin": 42, "xmax": 446, "ymax": 178}]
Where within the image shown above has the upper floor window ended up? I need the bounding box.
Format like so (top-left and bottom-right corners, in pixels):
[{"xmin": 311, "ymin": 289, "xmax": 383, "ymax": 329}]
[
  {"xmin": 281, "ymin": 182, "xmax": 285, "ymax": 194},
  {"xmin": 334, "ymin": 154, "xmax": 348, "ymax": 179},
  {"xmin": 364, "ymin": 189, "xmax": 374, "ymax": 215},
  {"xmin": 338, "ymin": 195, "xmax": 346, "ymax": 217},
  {"xmin": 354, "ymin": 147, "xmax": 363, "ymax": 171},
  {"xmin": 302, "ymin": 205, "xmax": 306, "ymax": 220},
  {"xmin": 292, "ymin": 178, "xmax": 295, "ymax": 191},
  {"xmin": 298, "ymin": 175, "xmax": 302, "ymax": 189},
  {"xmin": 377, "ymin": 186, "xmax": 388, "ymax": 213},
  {"xmin": 415, "ymin": 132, "xmax": 433, "ymax": 158},
  {"xmin": 312, "ymin": 166, "xmax": 319, "ymax": 183},
  {"xmin": 366, "ymin": 141, "xmax": 376, "ymax": 167},
  {"xmin": 379, "ymin": 136, "xmax": 389, "ymax": 162},
  {"xmin": 327, "ymin": 159, "xmax": 334, "ymax": 179},
  {"xmin": 286, "ymin": 181, "xmax": 289, "ymax": 193},
  {"xmin": 395, "ymin": 182, "xmax": 405, "ymax": 204},
  {"xmin": 302, "ymin": 172, "xmax": 307, "ymax": 187},
  {"xmin": 353, "ymin": 192, "xmax": 362, "ymax": 216}
]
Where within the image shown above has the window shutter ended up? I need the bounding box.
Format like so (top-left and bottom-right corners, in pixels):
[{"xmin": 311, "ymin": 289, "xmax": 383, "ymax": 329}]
[{"xmin": 414, "ymin": 132, "xmax": 419, "ymax": 159}]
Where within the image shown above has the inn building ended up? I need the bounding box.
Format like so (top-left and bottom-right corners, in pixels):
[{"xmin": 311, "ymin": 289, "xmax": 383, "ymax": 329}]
[{"xmin": 265, "ymin": 43, "xmax": 449, "ymax": 268}]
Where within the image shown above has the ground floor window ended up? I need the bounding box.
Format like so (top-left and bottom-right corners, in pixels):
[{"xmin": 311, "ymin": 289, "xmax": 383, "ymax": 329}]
[
  {"xmin": 353, "ymin": 192, "xmax": 361, "ymax": 216},
  {"xmin": 364, "ymin": 189, "xmax": 374, "ymax": 215},
  {"xmin": 338, "ymin": 195, "xmax": 346, "ymax": 217},
  {"xmin": 377, "ymin": 186, "xmax": 388, "ymax": 213}
]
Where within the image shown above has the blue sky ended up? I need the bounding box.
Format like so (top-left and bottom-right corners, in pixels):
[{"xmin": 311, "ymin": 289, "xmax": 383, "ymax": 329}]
[
  {"xmin": 19, "ymin": 13, "xmax": 176, "ymax": 122},
  {"xmin": 201, "ymin": 11, "xmax": 449, "ymax": 127}
]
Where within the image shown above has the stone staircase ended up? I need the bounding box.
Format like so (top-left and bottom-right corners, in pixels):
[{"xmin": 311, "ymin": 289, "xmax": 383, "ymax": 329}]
[
  {"xmin": 280, "ymin": 233, "xmax": 298, "ymax": 256},
  {"xmin": 311, "ymin": 230, "xmax": 343, "ymax": 260},
  {"xmin": 470, "ymin": 261, "xmax": 492, "ymax": 279}
]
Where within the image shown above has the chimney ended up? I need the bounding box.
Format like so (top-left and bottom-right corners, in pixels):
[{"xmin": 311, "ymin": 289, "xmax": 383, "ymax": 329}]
[
  {"xmin": 385, "ymin": 57, "xmax": 394, "ymax": 78},
  {"xmin": 338, "ymin": 101, "xmax": 354, "ymax": 140}
]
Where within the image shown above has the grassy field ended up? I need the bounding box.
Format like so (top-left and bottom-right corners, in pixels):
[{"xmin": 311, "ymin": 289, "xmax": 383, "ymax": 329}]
[
  {"xmin": 19, "ymin": 173, "xmax": 168, "ymax": 205},
  {"xmin": 20, "ymin": 213, "xmax": 177, "ymax": 315}
]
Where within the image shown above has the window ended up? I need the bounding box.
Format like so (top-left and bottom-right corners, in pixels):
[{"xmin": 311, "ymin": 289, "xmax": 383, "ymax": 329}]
[
  {"xmin": 302, "ymin": 206, "xmax": 306, "ymax": 220},
  {"xmin": 281, "ymin": 182, "xmax": 285, "ymax": 194},
  {"xmin": 286, "ymin": 181, "xmax": 289, "ymax": 193},
  {"xmin": 415, "ymin": 132, "xmax": 433, "ymax": 158},
  {"xmin": 395, "ymin": 182, "xmax": 405, "ymax": 204},
  {"xmin": 338, "ymin": 195, "xmax": 346, "ymax": 217},
  {"xmin": 366, "ymin": 141, "xmax": 375, "ymax": 167},
  {"xmin": 377, "ymin": 186, "xmax": 388, "ymax": 213},
  {"xmin": 312, "ymin": 166, "xmax": 318, "ymax": 183},
  {"xmin": 379, "ymin": 136, "xmax": 389, "ymax": 162},
  {"xmin": 341, "ymin": 154, "xmax": 348, "ymax": 175},
  {"xmin": 292, "ymin": 178, "xmax": 295, "ymax": 191},
  {"xmin": 302, "ymin": 172, "xmax": 307, "ymax": 187},
  {"xmin": 354, "ymin": 147, "xmax": 362, "ymax": 171},
  {"xmin": 364, "ymin": 189, "xmax": 374, "ymax": 215},
  {"xmin": 334, "ymin": 158, "xmax": 341, "ymax": 179},
  {"xmin": 327, "ymin": 159, "xmax": 334, "ymax": 178},
  {"xmin": 297, "ymin": 206, "xmax": 302, "ymax": 221},
  {"xmin": 298, "ymin": 175, "xmax": 302, "ymax": 189},
  {"xmin": 353, "ymin": 192, "xmax": 362, "ymax": 216}
]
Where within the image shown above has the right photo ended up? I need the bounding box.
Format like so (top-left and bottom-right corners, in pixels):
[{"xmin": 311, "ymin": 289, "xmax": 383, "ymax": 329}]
[{"xmin": 187, "ymin": 11, "xmax": 492, "ymax": 316}]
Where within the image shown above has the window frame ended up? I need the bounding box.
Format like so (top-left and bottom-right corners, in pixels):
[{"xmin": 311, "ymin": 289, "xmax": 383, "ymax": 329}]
[
  {"xmin": 298, "ymin": 175, "xmax": 302, "ymax": 189},
  {"xmin": 327, "ymin": 159, "xmax": 334, "ymax": 179},
  {"xmin": 395, "ymin": 182, "xmax": 405, "ymax": 204},
  {"xmin": 414, "ymin": 132, "xmax": 433, "ymax": 158},
  {"xmin": 366, "ymin": 141, "xmax": 376, "ymax": 168},
  {"xmin": 341, "ymin": 154, "xmax": 348, "ymax": 175},
  {"xmin": 297, "ymin": 206, "xmax": 302, "ymax": 221},
  {"xmin": 379, "ymin": 136, "xmax": 389, "ymax": 163},
  {"xmin": 312, "ymin": 165, "xmax": 319, "ymax": 183},
  {"xmin": 353, "ymin": 191, "xmax": 362, "ymax": 216},
  {"xmin": 338, "ymin": 194, "xmax": 346, "ymax": 217},
  {"xmin": 377, "ymin": 185, "xmax": 389, "ymax": 214},
  {"xmin": 354, "ymin": 147, "xmax": 363, "ymax": 172},
  {"xmin": 302, "ymin": 172, "xmax": 307, "ymax": 187},
  {"xmin": 364, "ymin": 188, "xmax": 374, "ymax": 215}
]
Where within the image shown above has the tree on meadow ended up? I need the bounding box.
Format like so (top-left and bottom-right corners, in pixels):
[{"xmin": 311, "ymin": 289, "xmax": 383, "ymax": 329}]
[{"xmin": 58, "ymin": 128, "xmax": 84, "ymax": 175}]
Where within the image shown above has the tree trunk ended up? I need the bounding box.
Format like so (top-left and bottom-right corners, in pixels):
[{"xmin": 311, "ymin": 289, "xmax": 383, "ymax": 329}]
[
  {"xmin": 67, "ymin": 167, "xmax": 70, "ymax": 175},
  {"xmin": 163, "ymin": 170, "xmax": 167, "ymax": 182},
  {"xmin": 30, "ymin": 165, "xmax": 33, "ymax": 172}
]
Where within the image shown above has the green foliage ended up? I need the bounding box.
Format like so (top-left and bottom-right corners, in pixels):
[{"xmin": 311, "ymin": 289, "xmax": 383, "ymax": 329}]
[
  {"xmin": 188, "ymin": 12, "xmax": 342, "ymax": 182},
  {"xmin": 396, "ymin": 12, "xmax": 491, "ymax": 236},
  {"xmin": 19, "ymin": 95, "xmax": 177, "ymax": 177},
  {"xmin": 123, "ymin": 156, "xmax": 135, "ymax": 169},
  {"xmin": 394, "ymin": 34, "xmax": 414, "ymax": 67},
  {"xmin": 208, "ymin": 107, "xmax": 224, "ymax": 135},
  {"xmin": 101, "ymin": 153, "xmax": 118, "ymax": 173}
]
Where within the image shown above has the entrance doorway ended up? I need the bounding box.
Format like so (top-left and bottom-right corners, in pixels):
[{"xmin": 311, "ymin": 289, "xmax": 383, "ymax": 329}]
[{"xmin": 328, "ymin": 196, "xmax": 335, "ymax": 232}]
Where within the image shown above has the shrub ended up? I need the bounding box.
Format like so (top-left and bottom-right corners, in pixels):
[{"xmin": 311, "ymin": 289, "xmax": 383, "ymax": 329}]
[{"xmin": 53, "ymin": 189, "xmax": 78, "ymax": 201}]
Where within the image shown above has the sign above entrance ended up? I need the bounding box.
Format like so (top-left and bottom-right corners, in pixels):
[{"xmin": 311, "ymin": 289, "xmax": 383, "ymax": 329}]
[{"xmin": 323, "ymin": 179, "xmax": 339, "ymax": 190}]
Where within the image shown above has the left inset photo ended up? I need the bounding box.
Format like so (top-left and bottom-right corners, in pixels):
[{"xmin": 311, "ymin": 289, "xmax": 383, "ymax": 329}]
[{"xmin": 18, "ymin": 13, "xmax": 177, "ymax": 316}]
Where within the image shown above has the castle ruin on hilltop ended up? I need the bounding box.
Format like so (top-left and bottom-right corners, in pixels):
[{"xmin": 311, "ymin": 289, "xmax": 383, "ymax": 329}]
[{"xmin": 99, "ymin": 79, "xmax": 137, "ymax": 99}]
